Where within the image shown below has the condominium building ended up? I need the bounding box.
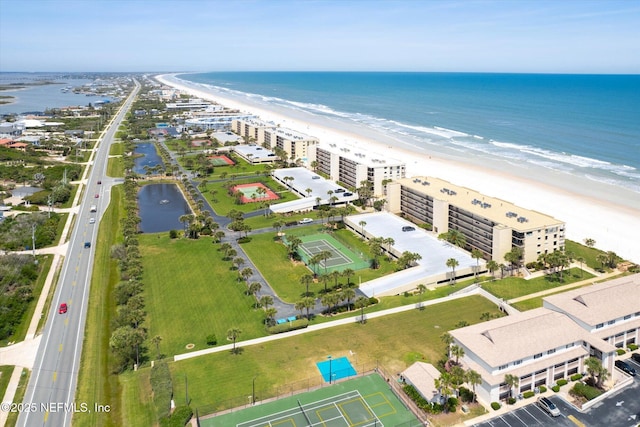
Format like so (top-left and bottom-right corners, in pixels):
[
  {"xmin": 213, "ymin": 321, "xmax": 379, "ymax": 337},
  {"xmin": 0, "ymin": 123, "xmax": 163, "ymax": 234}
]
[
  {"xmin": 386, "ymin": 177, "xmax": 565, "ymax": 264},
  {"xmin": 185, "ymin": 112, "xmax": 257, "ymax": 132},
  {"xmin": 450, "ymin": 308, "xmax": 617, "ymax": 404},
  {"xmin": 309, "ymin": 143, "xmax": 406, "ymax": 196},
  {"xmin": 543, "ymin": 274, "xmax": 640, "ymax": 349},
  {"xmin": 232, "ymin": 118, "xmax": 319, "ymax": 163}
]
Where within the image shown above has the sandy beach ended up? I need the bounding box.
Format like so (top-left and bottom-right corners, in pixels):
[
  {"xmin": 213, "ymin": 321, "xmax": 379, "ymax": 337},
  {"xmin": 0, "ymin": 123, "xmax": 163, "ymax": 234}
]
[{"xmin": 156, "ymin": 74, "xmax": 640, "ymax": 263}]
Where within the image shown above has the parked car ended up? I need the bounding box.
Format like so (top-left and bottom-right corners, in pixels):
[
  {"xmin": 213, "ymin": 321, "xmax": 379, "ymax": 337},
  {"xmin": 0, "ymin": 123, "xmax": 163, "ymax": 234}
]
[
  {"xmin": 89, "ymin": 218, "xmax": 96, "ymax": 224},
  {"xmin": 615, "ymin": 360, "xmax": 637, "ymax": 376},
  {"xmin": 537, "ymin": 397, "xmax": 560, "ymax": 417},
  {"xmin": 58, "ymin": 303, "xmax": 68, "ymax": 314},
  {"xmin": 299, "ymin": 218, "xmax": 313, "ymax": 224},
  {"xmin": 84, "ymin": 241, "xmax": 91, "ymax": 248},
  {"xmin": 631, "ymin": 353, "xmax": 640, "ymax": 364},
  {"xmin": 402, "ymin": 226, "xmax": 416, "ymax": 232},
  {"xmin": 284, "ymin": 221, "xmax": 298, "ymax": 227},
  {"xmin": 335, "ymin": 189, "xmax": 345, "ymax": 193}
]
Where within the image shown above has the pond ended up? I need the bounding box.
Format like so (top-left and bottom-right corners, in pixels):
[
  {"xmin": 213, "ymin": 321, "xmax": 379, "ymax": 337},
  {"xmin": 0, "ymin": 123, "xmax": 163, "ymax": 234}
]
[
  {"xmin": 137, "ymin": 184, "xmax": 190, "ymax": 233},
  {"xmin": 133, "ymin": 142, "xmax": 164, "ymax": 175}
]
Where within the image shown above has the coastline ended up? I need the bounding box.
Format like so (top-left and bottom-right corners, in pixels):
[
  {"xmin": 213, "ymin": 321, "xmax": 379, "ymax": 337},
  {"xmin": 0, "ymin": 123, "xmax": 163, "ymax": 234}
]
[{"xmin": 156, "ymin": 73, "xmax": 640, "ymax": 263}]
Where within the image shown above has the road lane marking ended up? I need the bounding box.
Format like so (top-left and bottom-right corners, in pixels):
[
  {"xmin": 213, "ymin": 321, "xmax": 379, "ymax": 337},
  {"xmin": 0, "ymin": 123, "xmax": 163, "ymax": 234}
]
[
  {"xmin": 53, "ymin": 371, "xmax": 57, "ymax": 382},
  {"xmin": 568, "ymin": 415, "xmax": 586, "ymax": 427},
  {"xmin": 44, "ymin": 411, "xmax": 49, "ymax": 422},
  {"xmin": 59, "ymin": 344, "xmax": 63, "ymax": 352},
  {"xmin": 72, "ymin": 280, "xmax": 76, "ymax": 286},
  {"xmin": 64, "ymin": 318, "xmax": 68, "ymax": 326}
]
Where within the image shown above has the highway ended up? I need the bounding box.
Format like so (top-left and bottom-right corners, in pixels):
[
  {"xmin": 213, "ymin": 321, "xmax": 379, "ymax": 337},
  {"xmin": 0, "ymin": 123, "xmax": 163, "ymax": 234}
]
[{"xmin": 17, "ymin": 80, "xmax": 140, "ymax": 427}]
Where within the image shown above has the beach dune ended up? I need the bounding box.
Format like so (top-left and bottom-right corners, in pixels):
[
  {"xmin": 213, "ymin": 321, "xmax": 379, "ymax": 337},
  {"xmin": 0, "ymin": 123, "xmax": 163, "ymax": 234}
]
[{"xmin": 156, "ymin": 74, "xmax": 639, "ymax": 263}]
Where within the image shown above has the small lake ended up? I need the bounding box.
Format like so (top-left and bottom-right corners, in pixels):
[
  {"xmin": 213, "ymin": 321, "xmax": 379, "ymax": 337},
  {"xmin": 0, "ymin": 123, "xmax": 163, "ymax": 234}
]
[
  {"xmin": 138, "ymin": 184, "xmax": 190, "ymax": 233},
  {"xmin": 133, "ymin": 142, "xmax": 164, "ymax": 175}
]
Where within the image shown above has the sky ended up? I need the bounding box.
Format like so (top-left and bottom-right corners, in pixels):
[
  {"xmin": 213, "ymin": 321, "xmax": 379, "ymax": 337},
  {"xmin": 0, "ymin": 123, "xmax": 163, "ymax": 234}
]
[{"xmin": 1, "ymin": 0, "xmax": 639, "ymax": 73}]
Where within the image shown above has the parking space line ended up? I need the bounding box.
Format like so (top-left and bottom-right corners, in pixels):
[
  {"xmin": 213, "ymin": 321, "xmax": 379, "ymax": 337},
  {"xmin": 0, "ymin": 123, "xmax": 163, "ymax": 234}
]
[
  {"xmin": 521, "ymin": 406, "xmax": 543, "ymax": 425},
  {"xmin": 499, "ymin": 415, "xmax": 513, "ymax": 427},
  {"xmin": 510, "ymin": 409, "xmax": 530, "ymax": 426}
]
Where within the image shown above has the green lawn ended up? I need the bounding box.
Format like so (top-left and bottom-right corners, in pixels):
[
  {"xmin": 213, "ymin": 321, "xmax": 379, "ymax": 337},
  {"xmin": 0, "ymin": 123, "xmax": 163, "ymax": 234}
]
[
  {"xmin": 0, "ymin": 365, "xmax": 14, "ymax": 403},
  {"xmin": 565, "ymin": 240, "xmax": 616, "ymax": 271},
  {"xmin": 481, "ymin": 268, "xmax": 594, "ymax": 300},
  {"xmin": 163, "ymin": 295, "xmax": 500, "ymax": 415},
  {"xmin": 109, "ymin": 142, "xmax": 124, "ymax": 156},
  {"xmin": 4, "ymin": 368, "xmax": 29, "ymax": 427},
  {"xmin": 141, "ymin": 235, "xmax": 268, "ymax": 357},
  {"xmin": 73, "ymin": 186, "xmax": 124, "ymax": 427},
  {"xmin": 510, "ymin": 282, "xmax": 597, "ymax": 311},
  {"xmin": 242, "ymin": 230, "xmax": 397, "ymax": 303}
]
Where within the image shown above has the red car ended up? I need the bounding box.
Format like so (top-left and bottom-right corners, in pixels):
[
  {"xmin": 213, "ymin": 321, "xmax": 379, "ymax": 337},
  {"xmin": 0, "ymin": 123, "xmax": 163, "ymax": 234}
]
[
  {"xmin": 59, "ymin": 303, "xmax": 68, "ymax": 314},
  {"xmin": 94, "ymin": 193, "xmax": 99, "ymax": 198}
]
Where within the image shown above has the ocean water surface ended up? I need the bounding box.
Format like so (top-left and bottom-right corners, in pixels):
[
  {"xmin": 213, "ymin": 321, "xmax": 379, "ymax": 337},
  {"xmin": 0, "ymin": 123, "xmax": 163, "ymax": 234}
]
[{"xmin": 179, "ymin": 72, "xmax": 640, "ymax": 196}]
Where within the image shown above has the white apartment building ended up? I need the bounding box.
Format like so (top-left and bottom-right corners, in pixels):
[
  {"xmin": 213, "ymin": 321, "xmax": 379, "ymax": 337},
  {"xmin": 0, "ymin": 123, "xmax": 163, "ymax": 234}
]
[
  {"xmin": 386, "ymin": 177, "xmax": 565, "ymax": 264},
  {"xmin": 232, "ymin": 118, "xmax": 319, "ymax": 164},
  {"xmin": 450, "ymin": 308, "xmax": 616, "ymax": 404},
  {"xmin": 309, "ymin": 143, "xmax": 405, "ymax": 196}
]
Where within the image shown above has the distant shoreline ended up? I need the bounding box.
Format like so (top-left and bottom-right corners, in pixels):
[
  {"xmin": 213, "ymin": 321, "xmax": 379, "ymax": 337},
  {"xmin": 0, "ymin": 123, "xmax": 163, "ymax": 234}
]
[{"xmin": 156, "ymin": 73, "xmax": 640, "ymax": 262}]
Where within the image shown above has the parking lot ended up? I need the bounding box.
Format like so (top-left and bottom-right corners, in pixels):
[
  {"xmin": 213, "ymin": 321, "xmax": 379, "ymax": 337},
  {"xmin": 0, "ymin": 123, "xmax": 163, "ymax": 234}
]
[{"xmin": 473, "ymin": 356, "xmax": 640, "ymax": 427}]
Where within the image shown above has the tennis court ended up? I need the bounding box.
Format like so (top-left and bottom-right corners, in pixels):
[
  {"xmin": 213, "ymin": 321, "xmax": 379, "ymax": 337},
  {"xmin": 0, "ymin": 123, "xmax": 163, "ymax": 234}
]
[
  {"xmin": 209, "ymin": 154, "xmax": 235, "ymax": 166},
  {"xmin": 203, "ymin": 375, "xmax": 420, "ymax": 427},
  {"xmin": 286, "ymin": 233, "xmax": 369, "ymax": 274},
  {"xmin": 233, "ymin": 182, "xmax": 280, "ymax": 203}
]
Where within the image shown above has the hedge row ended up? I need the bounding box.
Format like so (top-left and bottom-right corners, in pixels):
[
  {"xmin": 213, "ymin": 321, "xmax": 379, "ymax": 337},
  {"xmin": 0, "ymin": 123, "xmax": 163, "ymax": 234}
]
[
  {"xmin": 267, "ymin": 318, "xmax": 309, "ymax": 334},
  {"xmin": 570, "ymin": 383, "xmax": 603, "ymax": 401},
  {"xmin": 151, "ymin": 361, "xmax": 173, "ymax": 420}
]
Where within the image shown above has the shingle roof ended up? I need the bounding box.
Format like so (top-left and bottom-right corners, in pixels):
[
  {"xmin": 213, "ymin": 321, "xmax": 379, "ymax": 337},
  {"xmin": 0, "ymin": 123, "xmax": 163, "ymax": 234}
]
[{"xmin": 543, "ymin": 274, "xmax": 640, "ymax": 326}]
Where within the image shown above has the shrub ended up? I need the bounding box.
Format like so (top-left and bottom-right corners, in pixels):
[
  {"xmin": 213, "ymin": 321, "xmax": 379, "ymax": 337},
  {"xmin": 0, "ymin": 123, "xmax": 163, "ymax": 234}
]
[
  {"xmin": 206, "ymin": 334, "xmax": 217, "ymax": 346},
  {"xmin": 523, "ymin": 391, "xmax": 535, "ymax": 399},
  {"xmin": 570, "ymin": 383, "xmax": 603, "ymax": 401},
  {"xmin": 151, "ymin": 361, "xmax": 173, "ymax": 420},
  {"xmin": 557, "ymin": 379, "xmax": 568, "ymax": 386},
  {"xmin": 539, "ymin": 385, "xmax": 547, "ymax": 393},
  {"xmin": 458, "ymin": 386, "xmax": 474, "ymax": 403},
  {"xmin": 552, "ymin": 385, "xmax": 560, "ymax": 392},
  {"xmin": 628, "ymin": 344, "xmax": 638, "ymax": 351},
  {"xmin": 169, "ymin": 229, "xmax": 178, "ymax": 239},
  {"xmin": 507, "ymin": 397, "xmax": 516, "ymax": 405},
  {"xmin": 237, "ymin": 236, "xmax": 252, "ymax": 244},
  {"xmin": 570, "ymin": 373, "xmax": 583, "ymax": 381},
  {"xmin": 616, "ymin": 348, "xmax": 626, "ymax": 355},
  {"xmin": 368, "ymin": 297, "xmax": 379, "ymax": 305},
  {"xmin": 446, "ymin": 397, "xmax": 459, "ymax": 413},
  {"xmin": 491, "ymin": 402, "xmax": 501, "ymax": 410},
  {"xmin": 267, "ymin": 318, "xmax": 309, "ymax": 334},
  {"xmin": 161, "ymin": 405, "xmax": 193, "ymax": 427}
]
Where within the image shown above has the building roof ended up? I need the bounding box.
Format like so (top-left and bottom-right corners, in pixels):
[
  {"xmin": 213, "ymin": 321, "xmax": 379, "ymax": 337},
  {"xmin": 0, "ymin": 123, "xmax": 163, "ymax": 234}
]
[
  {"xmin": 450, "ymin": 308, "xmax": 613, "ymax": 368},
  {"xmin": 543, "ymin": 274, "xmax": 640, "ymax": 326},
  {"xmin": 233, "ymin": 144, "xmax": 276, "ymax": 161},
  {"xmin": 402, "ymin": 362, "xmax": 441, "ymax": 401},
  {"xmin": 395, "ymin": 176, "xmax": 564, "ymax": 231},
  {"xmin": 317, "ymin": 142, "xmax": 404, "ymax": 168}
]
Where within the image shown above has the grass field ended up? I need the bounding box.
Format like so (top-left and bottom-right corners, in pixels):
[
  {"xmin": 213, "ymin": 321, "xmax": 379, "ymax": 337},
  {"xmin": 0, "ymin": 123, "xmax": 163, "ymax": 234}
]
[
  {"xmin": 510, "ymin": 282, "xmax": 597, "ymax": 311},
  {"xmin": 141, "ymin": 235, "xmax": 268, "ymax": 357},
  {"xmin": 203, "ymin": 374, "xmax": 419, "ymax": 427},
  {"xmin": 481, "ymin": 268, "xmax": 594, "ymax": 300},
  {"xmin": 73, "ymin": 186, "xmax": 125, "ymax": 427},
  {"xmin": 242, "ymin": 231, "xmax": 397, "ymax": 303},
  {"xmin": 4, "ymin": 368, "xmax": 29, "ymax": 427},
  {"xmin": 161, "ymin": 295, "xmax": 501, "ymax": 415},
  {"xmin": 0, "ymin": 365, "xmax": 14, "ymax": 403}
]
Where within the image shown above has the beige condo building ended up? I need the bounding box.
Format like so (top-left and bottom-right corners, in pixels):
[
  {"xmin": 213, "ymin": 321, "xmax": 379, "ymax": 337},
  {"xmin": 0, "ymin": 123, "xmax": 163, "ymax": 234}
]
[
  {"xmin": 232, "ymin": 118, "xmax": 319, "ymax": 163},
  {"xmin": 386, "ymin": 177, "xmax": 565, "ymax": 264}
]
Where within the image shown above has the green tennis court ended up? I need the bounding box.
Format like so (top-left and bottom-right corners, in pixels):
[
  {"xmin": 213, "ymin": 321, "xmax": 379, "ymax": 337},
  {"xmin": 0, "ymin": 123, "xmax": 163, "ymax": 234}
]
[
  {"xmin": 201, "ymin": 374, "xmax": 421, "ymax": 427},
  {"xmin": 284, "ymin": 233, "xmax": 369, "ymax": 274}
]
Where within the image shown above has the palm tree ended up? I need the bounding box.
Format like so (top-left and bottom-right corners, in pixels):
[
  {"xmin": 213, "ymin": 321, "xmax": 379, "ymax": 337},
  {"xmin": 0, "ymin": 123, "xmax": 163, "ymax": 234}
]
[
  {"xmin": 355, "ymin": 296, "xmax": 368, "ymax": 324},
  {"xmin": 451, "ymin": 345, "xmax": 465, "ymax": 364},
  {"xmin": 240, "ymin": 267, "xmax": 253, "ymax": 283},
  {"xmin": 471, "ymin": 249, "xmax": 483, "ymax": 280},
  {"xmin": 264, "ymin": 307, "xmax": 277, "ymax": 326},
  {"xmin": 504, "ymin": 374, "xmax": 519, "ymax": 401},
  {"xmin": 151, "ymin": 335, "xmax": 162, "ymax": 359},
  {"xmin": 302, "ymin": 296, "xmax": 315, "ymax": 319},
  {"xmin": 308, "ymin": 254, "xmax": 321, "ymax": 277},
  {"xmin": 583, "ymin": 238, "xmax": 596, "ymax": 248},
  {"xmin": 330, "ymin": 270, "xmax": 341, "ymax": 289},
  {"xmin": 596, "ymin": 253, "xmax": 609, "ymax": 270},
  {"xmin": 486, "ymin": 260, "xmax": 499, "ymax": 280},
  {"xmin": 342, "ymin": 268, "xmax": 355, "ymax": 287},
  {"xmin": 358, "ymin": 220, "xmax": 367, "ymax": 237},
  {"xmin": 318, "ymin": 250, "xmax": 332, "ymax": 275},
  {"xmin": 465, "ymin": 369, "xmax": 482, "ymax": 403},
  {"xmin": 248, "ymin": 281, "xmax": 261, "ymax": 298},
  {"xmin": 383, "ymin": 237, "xmax": 395, "ymax": 255},
  {"xmin": 585, "ymin": 356, "xmax": 609, "ymax": 388},
  {"xmin": 286, "ymin": 236, "xmax": 302, "ymax": 260},
  {"xmin": 300, "ymin": 274, "xmax": 314, "ymax": 297},
  {"xmin": 443, "ymin": 229, "xmax": 466, "ymax": 248},
  {"xmin": 294, "ymin": 300, "xmax": 306, "ymax": 318},
  {"xmin": 305, "ymin": 187, "xmax": 312, "ymax": 197},
  {"xmin": 220, "ymin": 242, "xmax": 232, "ymax": 259},
  {"xmin": 341, "ymin": 287, "xmax": 356, "ymax": 310},
  {"xmin": 446, "ymin": 258, "xmax": 459, "ymax": 284},
  {"xmin": 440, "ymin": 332, "xmax": 454, "ymax": 358},
  {"xmin": 227, "ymin": 327, "xmax": 242, "ymax": 354},
  {"xmin": 259, "ymin": 295, "xmax": 274, "ymax": 310}
]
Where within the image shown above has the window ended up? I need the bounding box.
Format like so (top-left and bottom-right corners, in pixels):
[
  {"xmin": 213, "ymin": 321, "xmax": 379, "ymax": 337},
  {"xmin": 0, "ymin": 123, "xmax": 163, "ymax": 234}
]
[
  {"xmin": 596, "ymin": 323, "xmax": 604, "ymax": 329},
  {"xmin": 499, "ymin": 364, "xmax": 508, "ymax": 370},
  {"xmin": 514, "ymin": 360, "xmax": 522, "ymax": 366},
  {"xmin": 547, "ymin": 349, "xmax": 556, "ymax": 355},
  {"xmin": 566, "ymin": 343, "xmax": 574, "ymax": 349},
  {"xmin": 624, "ymin": 315, "xmax": 631, "ymax": 320},
  {"xmin": 534, "ymin": 353, "xmax": 543, "ymax": 359},
  {"xmin": 608, "ymin": 320, "xmax": 615, "ymax": 325}
]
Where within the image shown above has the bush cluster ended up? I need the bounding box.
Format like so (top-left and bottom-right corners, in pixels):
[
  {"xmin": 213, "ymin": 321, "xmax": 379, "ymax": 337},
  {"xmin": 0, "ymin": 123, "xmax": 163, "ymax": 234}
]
[
  {"xmin": 161, "ymin": 406, "xmax": 193, "ymax": 427},
  {"xmin": 267, "ymin": 318, "xmax": 309, "ymax": 334},
  {"xmin": 402, "ymin": 384, "xmax": 444, "ymax": 414},
  {"xmin": 507, "ymin": 397, "xmax": 516, "ymax": 405},
  {"xmin": 458, "ymin": 386, "xmax": 474, "ymax": 403},
  {"xmin": 552, "ymin": 385, "xmax": 560, "ymax": 392},
  {"xmin": 628, "ymin": 344, "xmax": 638, "ymax": 351},
  {"xmin": 557, "ymin": 379, "xmax": 568, "ymax": 386},
  {"xmin": 491, "ymin": 402, "xmax": 501, "ymax": 410},
  {"xmin": 616, "ymin": 348, "xmax": 626, "ymax": 355},
  {"xmin": 570, "ymin": 383, "xmax": 603, "ymax": 401},
  {"xmin": 570, "ymin": 373, "xmax": 583, "ymax": 381},
  {"xmin": 523, "ymin": 391, "xmax": 535, "ymax": 399},
  {"xmin": 539, "ymin": 385, "xmax": 547, "ymax": 393}
]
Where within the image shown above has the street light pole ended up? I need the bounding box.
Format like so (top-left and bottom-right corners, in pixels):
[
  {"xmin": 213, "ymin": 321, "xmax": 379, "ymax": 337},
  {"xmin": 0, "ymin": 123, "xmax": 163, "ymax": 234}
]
[{"xmin": 327, "ymin": 355, "xmax": 332, "ymax": 384}]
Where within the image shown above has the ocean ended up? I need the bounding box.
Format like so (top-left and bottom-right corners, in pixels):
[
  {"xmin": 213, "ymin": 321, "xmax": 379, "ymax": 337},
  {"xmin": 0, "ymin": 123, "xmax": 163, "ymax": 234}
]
[
  {"xmin": 179, "ymin": 72, "xmax": 640, "ymax": 197},
  {"xmin": 0, "ymin": 72, "xmax": 113, "ymax": 115}
]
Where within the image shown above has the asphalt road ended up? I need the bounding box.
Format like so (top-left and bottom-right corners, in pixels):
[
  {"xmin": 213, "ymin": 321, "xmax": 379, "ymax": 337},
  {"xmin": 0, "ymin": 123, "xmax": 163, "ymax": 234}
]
[{"xmin": 17, "ymin": 81, "xmax": 140, "ymax": 427}]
